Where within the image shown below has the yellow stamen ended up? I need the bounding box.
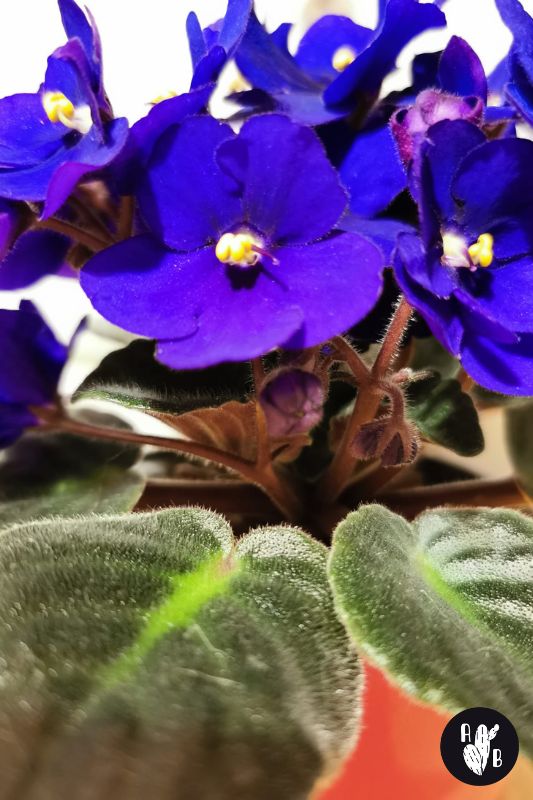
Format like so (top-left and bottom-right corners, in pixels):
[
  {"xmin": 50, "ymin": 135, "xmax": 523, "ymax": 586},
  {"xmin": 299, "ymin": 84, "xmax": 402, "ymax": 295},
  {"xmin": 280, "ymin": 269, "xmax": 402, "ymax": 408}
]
[
  {"xmin": 468, "ymin": 233, "xmax": 494, "ymax": 268},
  {"xmin": 215, "ymin": 232, "xmax": 261, "ymax": 267},
  {"xmin": 42, "ymin": 91, "xmax": 93, "ymax": 135},
  {"xmin": 150, "ymin": 91, "xmax": 178, "ymax": 106},
  {"xmin": 43, "ymin": 90, "xmax": 75, "ymax": 123},
  {"xmin": 332, "ymin": 45, "xmax": 356, "ymax": 73}
]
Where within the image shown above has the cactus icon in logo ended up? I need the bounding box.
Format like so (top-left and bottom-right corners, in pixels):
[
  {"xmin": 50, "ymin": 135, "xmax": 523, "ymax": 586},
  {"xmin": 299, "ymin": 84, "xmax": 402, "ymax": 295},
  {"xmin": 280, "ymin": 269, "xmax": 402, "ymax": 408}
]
[
  {"xmin": 463, "ymin": 723, "xmax": 500, "ymax": 775},
  {"xmin": 440, "ymin": 708, "xmax": 519, "ymax": 786}
]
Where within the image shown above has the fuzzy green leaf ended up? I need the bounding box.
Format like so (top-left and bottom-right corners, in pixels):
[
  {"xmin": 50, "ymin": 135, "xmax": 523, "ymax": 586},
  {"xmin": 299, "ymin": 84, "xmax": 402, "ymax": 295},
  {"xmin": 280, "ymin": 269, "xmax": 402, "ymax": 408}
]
[
  {"xmin": 0, "ymin": 428, "xmax": 144, "ymax": 526},
  {"xmin": 329, "ymin": 504, "xmax": 533, "ymax": 754},
  {"xmin": 0, "ymin": 508, "xmax": 361, "ymax": 798},
  {"xmin": 74, "ymin": 339, "xmax": 253, "ymax": 413},
  {"xmin": 407, "ymin": 374, "xmax": 484, "ymax": 456}
]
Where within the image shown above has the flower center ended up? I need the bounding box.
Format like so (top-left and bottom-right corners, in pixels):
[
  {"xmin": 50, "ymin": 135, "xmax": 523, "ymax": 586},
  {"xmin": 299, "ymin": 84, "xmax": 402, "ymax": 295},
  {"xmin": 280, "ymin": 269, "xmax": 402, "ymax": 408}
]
[
  {"xmin": 441, "ymin": 231, "xmax": 494, "ymax": 271},
  {"xmin": 332, "ymin": 46, "xmax": 356, "ymax": 72},
  {"xmin": 215, "ymin": 232, "xmax": 263, "ymax": 268},
  {"xmin": 42, "ymin": 91, "xmax": 93, "ymax": 135},
  {"xmin": 150, "ymin": 91, "xmax": 178, "ymax": 106},
  {"xmin": 468, "ymin": 233, "xmax": 494, "ymax": 268}
]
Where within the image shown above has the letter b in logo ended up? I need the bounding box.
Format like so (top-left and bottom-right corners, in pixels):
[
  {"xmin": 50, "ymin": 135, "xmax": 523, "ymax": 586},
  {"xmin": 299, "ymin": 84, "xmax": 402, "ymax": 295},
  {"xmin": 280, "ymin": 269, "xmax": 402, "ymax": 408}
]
[{"xmin": 441, "ymin": 708, "xmax": 519, "ymax": 786}]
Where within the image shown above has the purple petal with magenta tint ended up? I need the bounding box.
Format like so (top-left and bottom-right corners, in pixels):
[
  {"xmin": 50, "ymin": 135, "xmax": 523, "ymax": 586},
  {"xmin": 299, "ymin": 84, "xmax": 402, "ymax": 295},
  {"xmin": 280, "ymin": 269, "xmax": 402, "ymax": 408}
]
[
  {"xmin": 0, "ymin": 230, "xmax": 70, "ymax": 289},
  {"xmin": 324, "ymin": 0, "xmax": 446, "ymax": 109},
  {"xmin": 42, "ymin": 116, "xmax": 129, "ymax": 218},
  {"xmin": 236, "ymin": 12, "xmax": 319, "ymax": 95},
  {"xmin": 0, "ymin": 301, "xmax": 67, "ymax": 406},
  {"xmin": 452, "ymin": 137, "xmax": 533, "ymax": 239},
  {"xmin": 391, "ymin": 90, "xmax": 483, "ymax": 167},
  {"xmin": 295, "ymin": 16, "xmax": 373, "ymax": 84},
  {"xmin": 219, "ymin": 114, "xmax": 347, "ymax": 245},
  {"xmin": 460, "ymin": 329, "xmax": 533, "ymax": 395},
  {"xmin": 80, "ymin": 234, "xmax": 203, "ymax": 341},
  {"xmin": 0, "ymin": 94, "xmax": 63, "ymax": 168},
  {"xmin": 339, "ymin": 122, "xmax": 406, "ymax": 217},
  {"xmin": 138, "ymin": 115, "xmax": 241, "ymax": 251},
  {"xmin": 276, "ymin": 232, "xmax": 384, "ymax": 350},
  {"xmin": 438, "ymin": 36, "xmax": 487, "ymax": 102}
]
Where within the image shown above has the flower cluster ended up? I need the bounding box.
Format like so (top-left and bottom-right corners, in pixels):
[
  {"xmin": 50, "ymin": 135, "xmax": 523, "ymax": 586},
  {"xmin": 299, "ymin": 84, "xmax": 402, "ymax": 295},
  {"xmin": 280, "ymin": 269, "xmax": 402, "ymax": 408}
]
[{"xmin": 2, "ymin": 0, "xmax": 533, "ymax": 454}]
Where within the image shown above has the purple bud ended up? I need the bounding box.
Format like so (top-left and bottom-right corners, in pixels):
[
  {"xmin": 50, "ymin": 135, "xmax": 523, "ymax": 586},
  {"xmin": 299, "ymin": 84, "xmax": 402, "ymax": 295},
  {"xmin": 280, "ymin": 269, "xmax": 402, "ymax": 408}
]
[
  {"xmin": 351, "ymin": 417, "xmax": 391, "ymax": 460},
  {"xmin": 259, "ymin": 369, "xmax": 325, "ymax": 437},
  {"xmin": 381, "ymin": 431, "xmax": 419, "ymax": 467},
  {"xmin": 391, "ymin": 89, "xmax": 483, "ymax": 166}
]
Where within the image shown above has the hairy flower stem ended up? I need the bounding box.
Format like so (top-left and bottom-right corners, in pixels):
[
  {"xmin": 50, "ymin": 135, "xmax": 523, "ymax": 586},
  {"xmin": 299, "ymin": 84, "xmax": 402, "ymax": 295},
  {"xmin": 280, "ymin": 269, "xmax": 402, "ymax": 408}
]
[
  {"xmin": 320, "ymin": 297, "xmax": 414, "ymax": 503},
  {"xmin": 34, "ymin": 218, "xmax": 112, "ymax": 252},
  {"xmin": 34, "ymin": 407, "xmax": 304, "ymax": 522}
]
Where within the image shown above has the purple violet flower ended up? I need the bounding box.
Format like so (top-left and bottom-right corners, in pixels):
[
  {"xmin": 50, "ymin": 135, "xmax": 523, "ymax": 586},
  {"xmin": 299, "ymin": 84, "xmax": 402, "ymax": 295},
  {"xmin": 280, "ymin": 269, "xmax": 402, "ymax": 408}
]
[
  {"xmin": 0, "ymin": 301, "xmax": 67, "ymax": 448},
  {"xmin": 0, "ymin": 1, "xmax": 128, "ymax": 219},
  {"xmin": 233, "ymin": 1, "xmax": 446, "ymax": 126},
  {"xmin": 81, "ymin": 114, "xmax": 384, "ymax": 370},
  {"xmin": 394, "ymin": 119, "xmax": 533, "ymax": 395}
]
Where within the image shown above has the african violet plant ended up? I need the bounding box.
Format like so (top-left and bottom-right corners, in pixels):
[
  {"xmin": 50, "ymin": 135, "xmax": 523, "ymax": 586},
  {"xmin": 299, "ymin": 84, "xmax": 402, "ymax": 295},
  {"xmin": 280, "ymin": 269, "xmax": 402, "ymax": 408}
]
[{"xmin": 1, "ymin": 0, "xmax": 533, "ymax": 796}]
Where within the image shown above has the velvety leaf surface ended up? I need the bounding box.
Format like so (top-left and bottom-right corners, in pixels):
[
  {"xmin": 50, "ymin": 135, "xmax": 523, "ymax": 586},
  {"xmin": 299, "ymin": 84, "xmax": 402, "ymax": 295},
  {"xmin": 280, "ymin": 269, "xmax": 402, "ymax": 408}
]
[
  {"xmin": 0, "ymin": 427, "xmax": 144, "ymax": 527},
  {"xmin": 74, "ymin": 339, "xmax": 253, "ymax": 413},
  {"xmin": 329, "ymin": 504, "xmax": 533, "ymax": 754},
  {"xmin": 0, "ymin": 508, "xmax": 361, "ymax": 799},
  {"xmin": 407, "ymin": 373, "xmax": 484, "ymax": 456},
  {"xmin": 506, "ymin": 401, "xmax": 533, "ymax": 497}
]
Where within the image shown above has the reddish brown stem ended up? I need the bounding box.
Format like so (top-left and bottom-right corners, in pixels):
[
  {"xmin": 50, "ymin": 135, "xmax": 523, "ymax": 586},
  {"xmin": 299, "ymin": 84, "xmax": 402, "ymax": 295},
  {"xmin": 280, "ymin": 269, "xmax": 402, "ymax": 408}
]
[
  {"xmin": 34, "ymin": 407, "xmax": 304, "ymax": 522},
  {"xmin": 34, "ymin": 218, "xmax": 111, "ymax": 252},
  {"xmin": 371, "ymin": 297, "xmax": 413, "ymax": 378}
]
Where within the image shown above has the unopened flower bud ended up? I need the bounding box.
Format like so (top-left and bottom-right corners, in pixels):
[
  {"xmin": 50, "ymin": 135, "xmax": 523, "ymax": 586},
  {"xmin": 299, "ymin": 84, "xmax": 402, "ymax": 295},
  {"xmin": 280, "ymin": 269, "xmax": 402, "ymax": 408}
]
[{"xmin": 259, "ymin": 369, "xmax": 325, "ymax": 437}]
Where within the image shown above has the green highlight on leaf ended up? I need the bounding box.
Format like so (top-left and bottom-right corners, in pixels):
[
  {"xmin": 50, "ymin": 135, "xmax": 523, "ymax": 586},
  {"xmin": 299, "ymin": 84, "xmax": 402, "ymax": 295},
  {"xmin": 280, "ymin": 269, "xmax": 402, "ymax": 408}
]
[
  {"xmin": 101, "ymin": 555, "xmax": 236, "ymax": 688},
  {"xmin": 329, "ymin": 504, "xmax": 533, "ymax": 756},
  {"xmin": 0, "ymin": 508, "xmax": 361, "ymax": 797}
]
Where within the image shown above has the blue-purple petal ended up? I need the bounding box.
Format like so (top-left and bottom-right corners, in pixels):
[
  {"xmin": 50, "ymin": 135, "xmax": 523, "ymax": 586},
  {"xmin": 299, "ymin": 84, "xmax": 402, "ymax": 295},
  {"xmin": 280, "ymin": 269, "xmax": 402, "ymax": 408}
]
[
  {"xmin": 295, "ymin": 16, "xmax": 373, "ymax": 84},
  {"xmin": 461, "ymin": 330, "xmax": 533, "ymax": 395},
  {"xmin": 138, "ymin": 116, "xmax": 241, "ymax": 250},
  {"xmin": 324, "ymin": 0, "xmax": 446, "ymax": 109},
  {"xmin": 0, "ymin": 230, "xmax": 70, "ymax": 289},
  {"xmin": 220, "ymin": 114, "xmax": 347, "ymax": 245},
  {"xmin": 339, "ymin": 122, "xmax": 406, "ymax": 217},
  {"xmin": 438, "ymin": 36, "xmax": 487, "ymax": 102}
]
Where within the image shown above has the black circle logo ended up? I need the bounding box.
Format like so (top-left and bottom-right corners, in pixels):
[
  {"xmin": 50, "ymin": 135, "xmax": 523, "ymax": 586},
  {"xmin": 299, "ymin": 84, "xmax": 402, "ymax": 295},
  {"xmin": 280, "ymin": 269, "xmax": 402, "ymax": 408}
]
[{"xmin": 440, "ymin": 708, "xmax": 519, "ymax": 785}]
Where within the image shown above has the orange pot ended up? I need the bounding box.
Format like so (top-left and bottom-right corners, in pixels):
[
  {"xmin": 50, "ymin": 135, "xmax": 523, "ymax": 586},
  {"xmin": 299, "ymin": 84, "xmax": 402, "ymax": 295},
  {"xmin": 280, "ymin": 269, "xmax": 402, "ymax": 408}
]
[{"xmin": 320, "ymin": 664, "xmax": 533, "ymax": 800}]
